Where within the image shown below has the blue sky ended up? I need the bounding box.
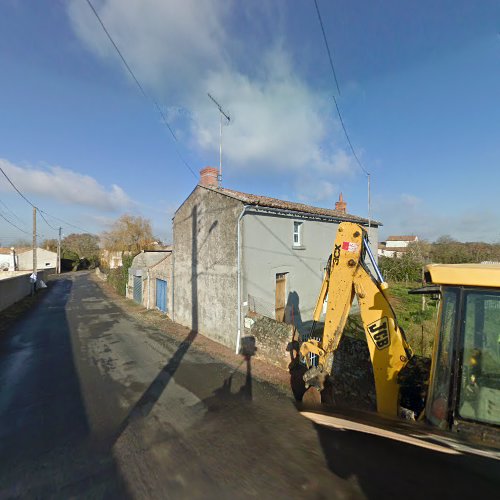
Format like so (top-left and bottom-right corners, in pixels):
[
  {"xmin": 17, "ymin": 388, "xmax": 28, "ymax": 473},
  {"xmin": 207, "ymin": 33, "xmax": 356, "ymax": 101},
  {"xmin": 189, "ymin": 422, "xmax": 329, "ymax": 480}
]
[{"xmin": 0, "ymin": 0, "xmax": 499, "ymax": 245}]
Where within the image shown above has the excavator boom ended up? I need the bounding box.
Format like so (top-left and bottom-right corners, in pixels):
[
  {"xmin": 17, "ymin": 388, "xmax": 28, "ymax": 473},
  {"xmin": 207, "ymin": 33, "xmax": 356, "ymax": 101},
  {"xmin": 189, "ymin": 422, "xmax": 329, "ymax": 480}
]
[{"xmin": 300, "ymin": 222, "xmax": 412, "ymax": 416}]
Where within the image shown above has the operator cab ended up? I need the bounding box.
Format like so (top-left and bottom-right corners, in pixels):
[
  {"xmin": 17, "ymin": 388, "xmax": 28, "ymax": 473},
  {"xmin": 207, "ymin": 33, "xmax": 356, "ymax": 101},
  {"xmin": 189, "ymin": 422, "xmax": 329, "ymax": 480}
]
[{"xmin": 424, "ymin": 264, "xmax": 500, "ymax": 446}]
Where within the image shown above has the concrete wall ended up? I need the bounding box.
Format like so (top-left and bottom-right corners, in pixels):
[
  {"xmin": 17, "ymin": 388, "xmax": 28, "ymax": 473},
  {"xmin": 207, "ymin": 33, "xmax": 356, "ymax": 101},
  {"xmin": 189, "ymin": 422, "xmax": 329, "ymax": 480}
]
[
  {"xmin": 241, "ymin": 211, "xmax": 378, "ymax": 335},
  {"xmin": 17, "ymin": 248, "xmax": 57, "ymax": 271},
  {"xmin": 0, "ymin": 270, "xmax": 48, "ymax": 312},
  {"xmin": 173, "ymin": 186, "xmax": 242, "ymax": 348}
]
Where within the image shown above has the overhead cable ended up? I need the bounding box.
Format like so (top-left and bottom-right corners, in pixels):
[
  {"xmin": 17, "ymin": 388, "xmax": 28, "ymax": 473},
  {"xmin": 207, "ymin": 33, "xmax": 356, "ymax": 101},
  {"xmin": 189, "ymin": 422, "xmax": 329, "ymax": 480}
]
[
  {"xmin": 312, "ymin": 0, "xmax": 369, "ymax": 177},
  {"xmin": 84, "ymin": 0, "xmax": 197, "ymax": 179},
  {"xmin": 0, "ymin": 165, "xmax": 58, "ymax": 231},
  {"xmin": 0, "ymin": 211, "xmax": 31, "ymax": 235},
  {"xmin": 313, "ymin": 0, "xmax": 341, "ymax": 96}
]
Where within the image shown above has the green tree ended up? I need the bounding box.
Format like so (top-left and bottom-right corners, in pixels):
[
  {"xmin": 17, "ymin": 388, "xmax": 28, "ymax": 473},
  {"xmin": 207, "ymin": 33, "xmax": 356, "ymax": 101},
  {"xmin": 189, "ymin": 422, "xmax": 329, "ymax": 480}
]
[{"xmin": 62, "ymin": 233, "xmax": 100, "ymax": 258}]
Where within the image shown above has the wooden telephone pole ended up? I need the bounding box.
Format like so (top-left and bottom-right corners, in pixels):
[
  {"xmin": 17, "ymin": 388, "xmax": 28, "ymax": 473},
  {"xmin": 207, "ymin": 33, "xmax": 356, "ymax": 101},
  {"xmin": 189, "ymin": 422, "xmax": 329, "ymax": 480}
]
[
  {"xmin": 32, "ymin": 207, "xmax": 37, "ymax": 294},
  {"xmin": 57, "ymin": 227, "xmax": 62, "ymax": 274}
]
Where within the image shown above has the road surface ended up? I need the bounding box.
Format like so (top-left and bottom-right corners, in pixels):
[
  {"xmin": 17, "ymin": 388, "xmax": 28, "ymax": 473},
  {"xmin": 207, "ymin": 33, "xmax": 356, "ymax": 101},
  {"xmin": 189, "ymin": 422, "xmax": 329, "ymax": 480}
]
[{"xmin": 0, "ymin": 273, "xmax": 498, "ymax": 499}]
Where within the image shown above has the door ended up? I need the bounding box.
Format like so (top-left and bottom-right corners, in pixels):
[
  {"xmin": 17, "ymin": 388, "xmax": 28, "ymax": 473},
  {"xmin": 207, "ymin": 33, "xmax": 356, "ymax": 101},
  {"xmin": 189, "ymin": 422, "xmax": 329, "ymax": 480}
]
[
  {"xmin": 133, "ymin": 275, "xmax": 142, "ymax": 303},
  {"xmin": 275, "ymin": 272, "xmax": 287, "ymax": 322},
  {"xmin": 156, "ymin": 279, "xmax": 168, "ymax": 313}
]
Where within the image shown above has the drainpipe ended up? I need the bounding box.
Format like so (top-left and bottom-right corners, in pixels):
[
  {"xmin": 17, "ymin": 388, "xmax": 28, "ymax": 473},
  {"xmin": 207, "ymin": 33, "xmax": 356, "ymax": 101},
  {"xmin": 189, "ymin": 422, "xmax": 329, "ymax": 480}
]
[
  {"xmin": 147, "ymin": 269, "xmax": 151, "ymax": 309},
  {"xmin": 236, "ymin": 205, "xmax": 250, "ymax": 354}
]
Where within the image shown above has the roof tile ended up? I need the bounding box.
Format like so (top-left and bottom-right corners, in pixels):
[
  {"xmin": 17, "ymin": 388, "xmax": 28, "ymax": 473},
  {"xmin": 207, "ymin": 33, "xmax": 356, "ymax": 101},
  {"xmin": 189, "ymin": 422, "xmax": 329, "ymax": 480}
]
[{"xmin": 203, "ymin": 186, "xmax": 381, "ymax": 225}]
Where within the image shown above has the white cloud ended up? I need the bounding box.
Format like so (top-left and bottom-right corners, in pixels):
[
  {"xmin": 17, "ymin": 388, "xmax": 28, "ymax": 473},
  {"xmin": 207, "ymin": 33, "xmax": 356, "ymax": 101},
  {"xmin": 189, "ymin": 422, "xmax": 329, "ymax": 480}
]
[
  {"xmin": 67, "ymin": 0, "xmax": 360, "ymax": 187},
  {"xmin": 67, "ymin": 0, "xmax": 228, "ymax": 96},
  {"xmin": 375, "ymin": 193, "xmax": 498, "ymax": 242},
  {"xmin": 0, "ymin": 159, "xmax": 133, "ymax": 211}
]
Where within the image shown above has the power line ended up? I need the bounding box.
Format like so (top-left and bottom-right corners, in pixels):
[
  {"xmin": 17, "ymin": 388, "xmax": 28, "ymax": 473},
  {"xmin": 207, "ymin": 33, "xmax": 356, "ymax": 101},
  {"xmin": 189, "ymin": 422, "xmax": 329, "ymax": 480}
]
[
  {"xmin": 0, "ymin": 163, "xmax": 97, "ymax": 236},
  {"xmin": 0, "ymin": 165, "xmax": 58, "ymax": 231},
  {"xmin": 312, "ymin": 0, "xmax": 368, "ymax": 176},
  {"xmin": 332, "ymin": 95, "xmax": 369, "ymax": 176},
  {"xmin": 313, "ymin": 0, "xmax": 341, "ymax": 96},
  {"xmin": 38, "ymin": 209, "xmax": 93, "ymax": 235},
  {"xmin": 84, "ymin": 0, "xmax": 197, "ymax": 179},
  {"xmin": 0, "ymin": 211, "xmax": 31, "ymax": 235},
  {"xmin": 0, "ymin": 198, "xmax": 28, "ymax": 226},
  {"xmin": 312, "ymin": 0, "xmax": 371, "ymax": 227}
]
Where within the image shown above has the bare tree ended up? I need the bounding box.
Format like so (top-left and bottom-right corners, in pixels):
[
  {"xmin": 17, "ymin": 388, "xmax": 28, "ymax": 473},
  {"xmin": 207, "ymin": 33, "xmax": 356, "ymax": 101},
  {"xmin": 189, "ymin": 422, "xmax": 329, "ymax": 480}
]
[{"xmin": 101, "ymin": 214, "xmax": 154, "ymax": 254}]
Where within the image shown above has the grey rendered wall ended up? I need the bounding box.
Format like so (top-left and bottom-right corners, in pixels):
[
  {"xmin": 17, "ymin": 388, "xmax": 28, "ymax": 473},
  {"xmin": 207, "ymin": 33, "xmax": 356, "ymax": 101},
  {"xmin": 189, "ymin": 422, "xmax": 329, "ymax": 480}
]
[
  {"xmin": 241, "ymin": 213, "xmax": 379, "ymax": 335},
  {"xmin": 173, "ymin": 187, "xmax": 242, "ymax": 348}
]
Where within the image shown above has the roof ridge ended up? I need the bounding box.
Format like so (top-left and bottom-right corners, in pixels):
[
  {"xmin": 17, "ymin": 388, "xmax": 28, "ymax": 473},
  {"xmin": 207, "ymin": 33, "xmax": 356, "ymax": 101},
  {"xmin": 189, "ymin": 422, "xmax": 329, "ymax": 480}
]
[{"xmin": 200, "ymin": 185, "xmax": 381, "ymax": 225}]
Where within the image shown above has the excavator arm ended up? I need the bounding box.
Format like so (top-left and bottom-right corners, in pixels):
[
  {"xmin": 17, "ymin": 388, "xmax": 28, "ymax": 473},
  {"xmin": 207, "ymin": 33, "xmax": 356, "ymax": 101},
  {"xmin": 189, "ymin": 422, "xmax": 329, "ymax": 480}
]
[{"xmin": 300, "ymin": 222, "xmax": 413, "ymax": 416}]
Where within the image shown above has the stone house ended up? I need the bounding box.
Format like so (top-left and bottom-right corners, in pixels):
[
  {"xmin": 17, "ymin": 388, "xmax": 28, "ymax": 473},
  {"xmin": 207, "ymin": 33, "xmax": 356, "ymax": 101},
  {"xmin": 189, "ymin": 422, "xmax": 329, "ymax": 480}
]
[
  {"xmin": 126, "ymin": 250, "xmax": 172, "ymax": 314},
  {"xmin": 172, "ymin": 167, "xmax": 381, "ymax": 352}
]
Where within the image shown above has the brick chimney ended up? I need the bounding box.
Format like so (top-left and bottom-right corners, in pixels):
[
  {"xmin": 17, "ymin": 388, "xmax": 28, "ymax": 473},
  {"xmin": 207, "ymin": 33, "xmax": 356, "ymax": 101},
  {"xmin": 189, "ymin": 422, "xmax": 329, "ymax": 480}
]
[
  {"xmin": 335, "ymin": 193, "xmax": 347, "ymax": 214},
  {"xmin": 199, "ymin": 166, "xmax": 219, "ymax": 188}
]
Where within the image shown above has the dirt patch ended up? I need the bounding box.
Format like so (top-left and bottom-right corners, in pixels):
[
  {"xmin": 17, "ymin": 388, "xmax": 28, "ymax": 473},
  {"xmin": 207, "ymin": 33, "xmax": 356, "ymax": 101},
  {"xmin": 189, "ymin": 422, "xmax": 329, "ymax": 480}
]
[{"xmin": 91, "ymin": 274, "xmax": 292, "ymax": 394}]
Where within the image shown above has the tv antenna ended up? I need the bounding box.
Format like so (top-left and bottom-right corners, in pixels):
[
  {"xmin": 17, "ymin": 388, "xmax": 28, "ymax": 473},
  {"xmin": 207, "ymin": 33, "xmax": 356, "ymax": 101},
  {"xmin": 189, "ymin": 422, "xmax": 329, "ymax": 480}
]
[{"xmin": 208, "ymin": 93, "xmax": 230, "ymax": 186}]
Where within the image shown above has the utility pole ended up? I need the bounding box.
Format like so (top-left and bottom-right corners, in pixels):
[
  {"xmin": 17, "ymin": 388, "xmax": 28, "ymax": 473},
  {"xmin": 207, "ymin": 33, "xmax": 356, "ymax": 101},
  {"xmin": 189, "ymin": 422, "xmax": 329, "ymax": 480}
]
[
  {"xmin": 57, "ymin": 227, "xmax": 62, "ymax": 274},
  {"xmin": 32, "ymin": 207, "xmax": 37, "ymax": 295},
  {"xmin": 207, "ymin": 93, "xmax": 230, "ymax": 186}
]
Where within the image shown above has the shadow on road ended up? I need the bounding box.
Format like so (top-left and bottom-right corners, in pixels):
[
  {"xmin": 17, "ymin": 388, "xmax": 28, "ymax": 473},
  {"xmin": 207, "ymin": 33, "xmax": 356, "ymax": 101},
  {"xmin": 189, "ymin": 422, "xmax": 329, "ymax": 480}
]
[
  {"xmin": 116, "ymin": 328, "xmax": 198, "ymax": 435},
  {"xmin": 314, "ymin": 421, "xmax": 500, "ymax": 499},
  {"xmin": 202, "ymin": 336, "xmax": 257, "ymax": 407},
  {"xmin": 0, "ymin": 277, "xmax": 129, "ymax": 498}
]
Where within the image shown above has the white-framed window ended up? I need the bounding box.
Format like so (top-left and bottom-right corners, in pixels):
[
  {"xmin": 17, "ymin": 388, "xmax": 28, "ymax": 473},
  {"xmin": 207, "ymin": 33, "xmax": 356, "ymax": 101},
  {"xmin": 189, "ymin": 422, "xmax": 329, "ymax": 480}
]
[{"xmin": 293, "ymin": 221, "xmax": 303, "ymax": 247}]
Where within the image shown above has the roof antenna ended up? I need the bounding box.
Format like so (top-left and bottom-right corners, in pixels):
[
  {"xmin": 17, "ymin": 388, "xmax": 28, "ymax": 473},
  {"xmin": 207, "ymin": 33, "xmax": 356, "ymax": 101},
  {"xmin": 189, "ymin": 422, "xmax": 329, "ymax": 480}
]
[{"xmin": 207, "ymin": 93, "xmax": 230, "ymax": 187}]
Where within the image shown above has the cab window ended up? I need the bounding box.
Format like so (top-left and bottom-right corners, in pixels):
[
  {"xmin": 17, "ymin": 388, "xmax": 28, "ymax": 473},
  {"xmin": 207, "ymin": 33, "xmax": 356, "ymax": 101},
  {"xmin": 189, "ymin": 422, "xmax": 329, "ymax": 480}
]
[
  {"xmin": 459, "ymin": 292, "xmax": 500, "ymax": 426},
  {"xmin": 428, "ymin": 289, "xmax": 457, "ymax": 428}
]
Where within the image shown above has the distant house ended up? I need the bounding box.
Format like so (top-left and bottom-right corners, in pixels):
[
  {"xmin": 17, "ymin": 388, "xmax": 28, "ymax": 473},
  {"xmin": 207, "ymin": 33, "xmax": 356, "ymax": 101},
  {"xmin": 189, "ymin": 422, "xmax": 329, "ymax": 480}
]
[
  {"xmin": 378, "ymin": 235, "xmax": 418, "ymax": 258},
  {"xmin": 172, "ymin": 167, "xmax": 381, "ymax": 351},
  {"xmin": 17, "ymin": 247, "xmax": 57, "ymax": 271},
  {"xmin": 100, "ymin": 250, "xmax": 129, "ymax": 269},
  {"xmin": 126, "ymin": 250, "xmax": 172, "ymax": 314}
]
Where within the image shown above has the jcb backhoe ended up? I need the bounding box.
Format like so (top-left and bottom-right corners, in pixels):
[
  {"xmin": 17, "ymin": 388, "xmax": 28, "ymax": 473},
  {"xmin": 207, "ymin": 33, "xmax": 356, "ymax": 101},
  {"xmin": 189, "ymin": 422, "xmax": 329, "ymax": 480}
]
[{"xmin": 299, "ymin": 222, "xmax": 500, "ymax": 454}]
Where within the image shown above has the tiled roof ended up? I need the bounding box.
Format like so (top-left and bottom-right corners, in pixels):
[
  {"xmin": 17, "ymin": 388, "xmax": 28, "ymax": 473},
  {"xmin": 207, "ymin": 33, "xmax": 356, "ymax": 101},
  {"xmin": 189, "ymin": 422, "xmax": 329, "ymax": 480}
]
[
  {"xmin": 203, "ymin": 186, "xmax": 381, "ymax": 226},
  {"xmin": 386, "ymin": 235, "xmax": 417, "ymax": 241}
]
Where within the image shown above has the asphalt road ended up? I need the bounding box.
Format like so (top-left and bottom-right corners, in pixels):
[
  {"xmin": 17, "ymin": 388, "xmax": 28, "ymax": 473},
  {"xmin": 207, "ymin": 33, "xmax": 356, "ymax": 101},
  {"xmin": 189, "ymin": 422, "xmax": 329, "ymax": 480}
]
[{"xmin": 0, "ymin": 273, "xmax": 498, "ymax": 499}]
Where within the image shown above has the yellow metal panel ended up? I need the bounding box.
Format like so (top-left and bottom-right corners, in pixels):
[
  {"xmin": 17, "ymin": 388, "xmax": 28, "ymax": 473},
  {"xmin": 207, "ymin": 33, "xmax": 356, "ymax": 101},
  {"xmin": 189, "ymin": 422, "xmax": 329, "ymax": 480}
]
[{"xmin": 426, "ymin": 264, "xmax": 500, "ymax": 288}]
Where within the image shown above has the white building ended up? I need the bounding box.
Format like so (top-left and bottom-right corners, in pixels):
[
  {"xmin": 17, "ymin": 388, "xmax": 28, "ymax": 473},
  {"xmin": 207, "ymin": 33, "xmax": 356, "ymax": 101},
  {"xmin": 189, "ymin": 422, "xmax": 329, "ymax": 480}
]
[
  {"xmin": 378, "ymin": 235, "xmax": 418, "ymax": 258},
  {"xmin": 17, "ymin": 247, "xmax": 57, "ymax": 271}
]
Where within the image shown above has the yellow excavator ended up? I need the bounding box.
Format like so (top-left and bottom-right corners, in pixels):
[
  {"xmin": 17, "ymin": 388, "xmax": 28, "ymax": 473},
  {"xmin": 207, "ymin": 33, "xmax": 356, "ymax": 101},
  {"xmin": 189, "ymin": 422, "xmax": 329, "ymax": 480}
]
[{"xmin": 299, "ymin": 222, "xmax": 500, "ymax": 453}]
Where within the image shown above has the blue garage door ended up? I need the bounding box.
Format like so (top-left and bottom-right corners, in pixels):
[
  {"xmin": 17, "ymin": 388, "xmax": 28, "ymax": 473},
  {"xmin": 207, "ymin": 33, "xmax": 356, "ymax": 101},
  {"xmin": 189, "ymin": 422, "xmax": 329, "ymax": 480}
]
[
  {"xmin": 156, "ymin": 279, "xmax": 167, "ymax": 313},
  {"xmin": 133, "ymin": 275, "xmax": 142, "ymax": 303}
]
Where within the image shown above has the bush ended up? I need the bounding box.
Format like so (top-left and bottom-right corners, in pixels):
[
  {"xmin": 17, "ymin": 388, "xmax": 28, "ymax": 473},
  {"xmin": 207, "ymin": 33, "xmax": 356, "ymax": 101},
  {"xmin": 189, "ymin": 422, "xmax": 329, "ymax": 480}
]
[
  {"xmin": 106, "ymin": 253, "xmax": 134, "ymax": 296},
  {"xmin": 379, "ymin": 254, "xmax": 422, "ymax": 283}
]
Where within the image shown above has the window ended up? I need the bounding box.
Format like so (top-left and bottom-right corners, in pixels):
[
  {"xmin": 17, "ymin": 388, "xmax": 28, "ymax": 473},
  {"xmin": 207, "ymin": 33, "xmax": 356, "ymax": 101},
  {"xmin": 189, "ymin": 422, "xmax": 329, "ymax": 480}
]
[
  {"xmin": 458, "ymin": 291, "xmax": 500, "ymax": 426},
  {"xmin": 293, "ymin": 221, "xmax": 303, "ymax": 247},
  {"xmin": 427, "ymin": 288, "xmax": 458, "ymax": 428}
]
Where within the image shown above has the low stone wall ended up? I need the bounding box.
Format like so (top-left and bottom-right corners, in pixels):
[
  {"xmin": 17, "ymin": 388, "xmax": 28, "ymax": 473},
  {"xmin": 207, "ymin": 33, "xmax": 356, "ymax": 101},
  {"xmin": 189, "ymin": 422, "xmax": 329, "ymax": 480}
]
[
  {"xmin": 244, "ymin": 312, "xmax": 377, "ymax": 410},
  {"xmin": 243, "ymin": 312, "xmax": 295, "ymax": 370},
  {"xmin": 95, "ymin": 267, "xmax": 108, "ymax": 281},
  {"xmin": 0, "ymin": 270, "xmax": 48, "ymax": 312}
]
